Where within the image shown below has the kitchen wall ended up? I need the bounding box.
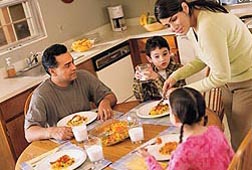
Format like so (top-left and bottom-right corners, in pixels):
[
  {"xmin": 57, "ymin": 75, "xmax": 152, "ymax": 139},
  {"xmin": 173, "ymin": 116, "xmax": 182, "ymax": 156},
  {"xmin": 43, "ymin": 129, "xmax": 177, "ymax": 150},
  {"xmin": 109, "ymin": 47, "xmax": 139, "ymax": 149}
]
[
  {"xmin": 0, "ymin": 0, "xmax": 157, "ymax": 68},
  {"xmin": 2, "ymin": 0, "xmax": 250, "ymax": 68},
  {"xmin": 107, "ymin": 0, "xmax": 156, "ymax": 18}
]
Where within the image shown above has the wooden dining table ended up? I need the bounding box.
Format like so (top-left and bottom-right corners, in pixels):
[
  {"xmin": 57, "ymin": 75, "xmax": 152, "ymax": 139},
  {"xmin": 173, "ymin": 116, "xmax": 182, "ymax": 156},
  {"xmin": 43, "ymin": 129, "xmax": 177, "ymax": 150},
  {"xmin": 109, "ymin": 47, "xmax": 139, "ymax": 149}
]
[{"xmin": 15, "ymin": 101, "xmax": 222, "ymax": 170}]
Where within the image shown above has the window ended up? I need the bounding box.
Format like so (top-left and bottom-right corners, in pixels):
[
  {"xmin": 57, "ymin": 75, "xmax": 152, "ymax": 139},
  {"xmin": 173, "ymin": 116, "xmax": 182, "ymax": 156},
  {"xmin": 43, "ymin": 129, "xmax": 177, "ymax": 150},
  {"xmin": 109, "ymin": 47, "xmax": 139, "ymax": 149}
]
[{"xmin": 0, "ymin": 0, "xmax": 46, "ymax": 54}]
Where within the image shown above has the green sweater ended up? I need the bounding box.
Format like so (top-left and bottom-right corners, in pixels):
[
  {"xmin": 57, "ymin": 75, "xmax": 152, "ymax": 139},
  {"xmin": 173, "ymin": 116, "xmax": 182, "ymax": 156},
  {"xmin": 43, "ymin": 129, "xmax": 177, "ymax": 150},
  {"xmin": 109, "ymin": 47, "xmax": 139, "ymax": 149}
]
[{"xmin": 171, "ymin": 10, "xmax": 252, "ymax": 92}]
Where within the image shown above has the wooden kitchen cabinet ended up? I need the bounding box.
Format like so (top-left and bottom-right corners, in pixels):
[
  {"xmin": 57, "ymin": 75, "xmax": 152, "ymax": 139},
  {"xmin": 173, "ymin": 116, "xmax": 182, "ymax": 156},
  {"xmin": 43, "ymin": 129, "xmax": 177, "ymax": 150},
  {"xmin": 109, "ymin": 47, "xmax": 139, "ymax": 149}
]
[
  {"xmin": 76, "ymin": 58, "xmax": 97, "ymax": 77},
  {"xmin": 0, "ymin": 88, "xmax": 34, "ymax": 169},
  {"xmin": 129, "ymin": 34, "xmax": 180, "ymax": 68}
]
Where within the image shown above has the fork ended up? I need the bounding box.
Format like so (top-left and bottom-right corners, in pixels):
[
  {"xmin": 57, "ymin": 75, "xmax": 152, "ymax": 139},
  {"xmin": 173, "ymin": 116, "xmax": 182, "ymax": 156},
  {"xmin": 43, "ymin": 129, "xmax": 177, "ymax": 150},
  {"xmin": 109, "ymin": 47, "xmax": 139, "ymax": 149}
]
[
  {"xmin": 156, "ymin": 87, "xmax": 167, "ymax": 106},
  {"xmin": 27, "ymin": 147, "xmax": 59, "ymax": 167}
]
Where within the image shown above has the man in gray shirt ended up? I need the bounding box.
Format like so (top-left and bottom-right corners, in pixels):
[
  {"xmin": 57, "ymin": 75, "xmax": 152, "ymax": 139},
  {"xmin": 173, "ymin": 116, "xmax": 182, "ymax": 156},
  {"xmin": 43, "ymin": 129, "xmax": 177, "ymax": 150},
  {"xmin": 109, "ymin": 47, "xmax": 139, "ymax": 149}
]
[{"xmin": 25, "ymin": 44, "xmax": 117, "ymax": 142}]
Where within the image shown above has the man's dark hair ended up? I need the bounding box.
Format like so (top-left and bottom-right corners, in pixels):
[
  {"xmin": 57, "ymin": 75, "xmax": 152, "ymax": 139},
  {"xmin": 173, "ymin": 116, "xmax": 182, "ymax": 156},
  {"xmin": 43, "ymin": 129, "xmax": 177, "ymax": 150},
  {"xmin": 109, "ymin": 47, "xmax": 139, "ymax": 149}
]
[{"xmin": 42, "ymin": 44, "xmax": 67, "ymax": 75}]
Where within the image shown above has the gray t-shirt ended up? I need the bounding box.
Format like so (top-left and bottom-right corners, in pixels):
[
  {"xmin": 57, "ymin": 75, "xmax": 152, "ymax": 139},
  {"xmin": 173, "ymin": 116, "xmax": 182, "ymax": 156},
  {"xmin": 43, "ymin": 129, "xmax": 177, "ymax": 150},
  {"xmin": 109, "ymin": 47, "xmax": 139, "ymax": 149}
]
[{"xmin": 24, "ymin": 70, "xmax": 112, "ymax": 129}]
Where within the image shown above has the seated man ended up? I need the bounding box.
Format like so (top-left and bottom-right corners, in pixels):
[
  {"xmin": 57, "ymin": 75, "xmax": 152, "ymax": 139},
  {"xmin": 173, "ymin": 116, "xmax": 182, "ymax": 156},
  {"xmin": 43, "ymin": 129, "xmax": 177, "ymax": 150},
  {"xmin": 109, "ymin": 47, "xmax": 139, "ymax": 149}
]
[{"xmin": 24, "ymin": 44, "xmax": 117, "ymax": 142}]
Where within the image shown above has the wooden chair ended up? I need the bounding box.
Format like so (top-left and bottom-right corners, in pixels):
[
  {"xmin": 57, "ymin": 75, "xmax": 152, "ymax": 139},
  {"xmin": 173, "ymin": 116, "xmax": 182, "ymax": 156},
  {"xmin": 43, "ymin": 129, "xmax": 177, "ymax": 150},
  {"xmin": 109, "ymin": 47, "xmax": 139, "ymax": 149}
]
[
  {"xmin": 203, "ymin": 67, "xmax": 225, "ymax": 122},
  {"xmin": 24, "ymin": 92, "xmax": 33, "ymax": 115},
  {"xmin": 228, "ymin": 128, "xmax": 252, "ymax": 170}
]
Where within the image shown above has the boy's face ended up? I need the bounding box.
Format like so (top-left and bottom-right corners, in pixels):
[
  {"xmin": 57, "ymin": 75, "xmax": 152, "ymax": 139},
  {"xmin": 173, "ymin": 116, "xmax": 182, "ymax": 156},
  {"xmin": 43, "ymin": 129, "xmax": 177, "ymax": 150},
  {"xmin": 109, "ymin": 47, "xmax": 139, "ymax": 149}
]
[{"xmin": 147, "ymin": 47, "xmax": 171, "ymax": 70}]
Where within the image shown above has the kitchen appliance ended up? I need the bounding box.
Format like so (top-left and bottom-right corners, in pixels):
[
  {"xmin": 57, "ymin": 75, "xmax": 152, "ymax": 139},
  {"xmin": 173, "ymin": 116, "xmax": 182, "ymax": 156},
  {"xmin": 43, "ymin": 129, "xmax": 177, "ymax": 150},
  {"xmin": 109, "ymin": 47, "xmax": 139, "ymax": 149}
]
[
  {"xmin": 92, "ymin": 41, "xmax": 135, "ymax": 103},
  {"xmin": 107, "ymin": 5, "xmax": 127, "ymax": 31}
]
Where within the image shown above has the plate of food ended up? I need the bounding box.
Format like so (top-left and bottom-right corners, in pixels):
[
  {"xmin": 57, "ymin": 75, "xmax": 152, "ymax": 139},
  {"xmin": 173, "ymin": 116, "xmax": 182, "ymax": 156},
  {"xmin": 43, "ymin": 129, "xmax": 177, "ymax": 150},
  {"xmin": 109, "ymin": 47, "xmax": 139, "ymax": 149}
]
[
  {"xmin": 136, "ymin": 101, "xmax": 170, "ymax": 118},
  {"xmin": 89, "ymin": 119, "xmax": 129, "ymax": 146},
  {"xmin": 57, "ymin": 111, "xmax": 97, "ymax": 127},
  {"xmin": 36, "ymin": 149, "xmax": 86, "ymax": 170},
  {"xmin": 146, "ymin": 134, "xmax": 179, "ymax": 161},
  {"xmin": 71, "ymin": 38, "xmax": 95, "ymax": 52}
]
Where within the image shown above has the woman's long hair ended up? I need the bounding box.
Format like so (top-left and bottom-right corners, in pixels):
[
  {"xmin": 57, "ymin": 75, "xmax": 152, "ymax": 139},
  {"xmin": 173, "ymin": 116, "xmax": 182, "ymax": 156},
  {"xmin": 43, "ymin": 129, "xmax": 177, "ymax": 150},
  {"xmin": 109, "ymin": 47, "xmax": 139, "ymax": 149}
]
[{"xmin": 154, "ymin": 0, "xmax": 228, "ymax": 21}]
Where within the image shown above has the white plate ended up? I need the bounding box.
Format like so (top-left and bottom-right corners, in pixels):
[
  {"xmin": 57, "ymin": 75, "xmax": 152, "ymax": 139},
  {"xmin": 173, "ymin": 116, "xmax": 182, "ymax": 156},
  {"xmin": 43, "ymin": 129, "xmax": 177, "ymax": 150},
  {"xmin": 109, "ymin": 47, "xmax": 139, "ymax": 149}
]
[
  {"xmin": 146, "ymin": 134, "xmax": 179, "ymax": 161},
  {"xmin": 136, "ymin": 101, "xmax": 169, "ymax": 119},
  {"xmin": 35, "ymin": 149, "xmax": 86, "ymax": 170},
  {"xmin": 57, "ymin": 111, "xmax": 97, "ymax": 127}
]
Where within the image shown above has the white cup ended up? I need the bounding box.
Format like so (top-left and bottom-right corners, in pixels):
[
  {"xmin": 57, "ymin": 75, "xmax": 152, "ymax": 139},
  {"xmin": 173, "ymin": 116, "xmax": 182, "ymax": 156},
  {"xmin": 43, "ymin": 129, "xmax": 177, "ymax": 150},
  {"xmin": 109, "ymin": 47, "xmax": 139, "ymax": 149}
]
[
  {"xmin": 72, "ymin": 123, "xmax": 88, "ymax": 142},
  {"xmin": 136, "ymin": 63, "xmax": 151, "ymax": 81},
  {"xmin": 84, "ymin": 135, "xmax": 104, "ymax": 163},
  {"xmin": 128, "ymin": 122, "xmax": 144, "ymax": 144}
]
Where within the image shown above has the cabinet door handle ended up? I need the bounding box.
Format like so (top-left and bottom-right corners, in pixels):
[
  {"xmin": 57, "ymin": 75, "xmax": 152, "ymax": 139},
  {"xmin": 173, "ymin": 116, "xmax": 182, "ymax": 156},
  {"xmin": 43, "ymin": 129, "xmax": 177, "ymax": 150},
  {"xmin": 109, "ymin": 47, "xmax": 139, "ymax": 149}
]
[{"xmin": 6, "ymin": 129, "xmax": 10, "ymax": 137}]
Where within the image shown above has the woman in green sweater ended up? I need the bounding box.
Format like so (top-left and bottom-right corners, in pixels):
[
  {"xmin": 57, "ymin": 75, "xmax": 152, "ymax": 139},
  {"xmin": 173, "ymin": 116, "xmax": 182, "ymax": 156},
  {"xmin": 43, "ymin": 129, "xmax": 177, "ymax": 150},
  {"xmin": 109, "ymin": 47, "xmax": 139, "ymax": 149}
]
[{"xmin": 155, "ymin": 0, "xmax": 252, "ymax": 151}]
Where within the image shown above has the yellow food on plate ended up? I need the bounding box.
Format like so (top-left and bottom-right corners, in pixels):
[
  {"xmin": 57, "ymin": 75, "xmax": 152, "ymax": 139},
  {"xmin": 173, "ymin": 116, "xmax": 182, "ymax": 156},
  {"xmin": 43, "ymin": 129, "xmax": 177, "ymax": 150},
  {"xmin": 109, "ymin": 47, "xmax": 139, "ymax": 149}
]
[
  {"xmin": 149, "ymin": 103, "xmax": 169, "ymax": 116},
  {"xmin": 50, "ymin": 154, "xmax": 75, "ymax": 170},
  {"xmin": 100, "ymin": 121, "xmax": 128, "ymax": 146},
  {"xmin": 71, "ymin": 38, "xmax": 94, "ymax": 52},
  {"xmin": 66, "ymin": 115, "xmax": 87, "ymax": 127},
  {"xmin": 159, "ymin": 141, "xmax": 178, "ymax": 155}
]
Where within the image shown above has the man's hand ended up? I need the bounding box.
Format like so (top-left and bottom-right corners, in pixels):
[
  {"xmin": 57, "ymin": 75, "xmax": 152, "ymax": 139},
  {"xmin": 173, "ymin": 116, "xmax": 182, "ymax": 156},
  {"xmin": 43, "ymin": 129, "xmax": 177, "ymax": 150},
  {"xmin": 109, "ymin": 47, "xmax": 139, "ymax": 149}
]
[
  {"xmin": 47, "ymin": 126, "xmax": 73, "ymax": 140},
  {"xmin": 97, "ymin": 98, "xmax": 113, "ymax": 121},
  {"xmin": 25, "ymin": 125, "xmax": 73, "ymax": 142}
]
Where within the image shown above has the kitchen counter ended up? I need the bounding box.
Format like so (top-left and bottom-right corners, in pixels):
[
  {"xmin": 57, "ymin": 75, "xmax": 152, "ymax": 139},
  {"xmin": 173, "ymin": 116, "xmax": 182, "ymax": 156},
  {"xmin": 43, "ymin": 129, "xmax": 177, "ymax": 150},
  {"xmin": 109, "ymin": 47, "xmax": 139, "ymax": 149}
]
[{"xmin": 0, "ymin": 21, "xmax": 174, "ymax": 103}]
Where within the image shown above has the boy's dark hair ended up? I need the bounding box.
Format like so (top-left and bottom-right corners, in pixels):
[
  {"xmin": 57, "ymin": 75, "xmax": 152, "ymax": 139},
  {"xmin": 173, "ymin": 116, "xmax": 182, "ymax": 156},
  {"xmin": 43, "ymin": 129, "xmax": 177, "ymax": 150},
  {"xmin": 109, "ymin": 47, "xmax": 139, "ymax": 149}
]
[
  {"xmin": 145, "ymin": 36, "xmax": 170, "ymax": 57},
  {"xmin": 154, "ymin": 0, "xmax": 228, "ymax": 22},
  {"xmin": 42, "ymin": 44, "xmax": 67, "ymax": 75},
  {"xmin": 169, "ymin": 87, "xmax": 207, "ymax": 143}
]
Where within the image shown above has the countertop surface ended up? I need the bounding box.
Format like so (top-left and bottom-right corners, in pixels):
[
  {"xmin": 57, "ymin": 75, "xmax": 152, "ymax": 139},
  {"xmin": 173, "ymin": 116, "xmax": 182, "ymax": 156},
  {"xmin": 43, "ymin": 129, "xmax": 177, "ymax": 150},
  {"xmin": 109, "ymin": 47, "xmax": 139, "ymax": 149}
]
[{"xmin": 0, "ymin": 23, "xmax": 175, "ymax": 103}]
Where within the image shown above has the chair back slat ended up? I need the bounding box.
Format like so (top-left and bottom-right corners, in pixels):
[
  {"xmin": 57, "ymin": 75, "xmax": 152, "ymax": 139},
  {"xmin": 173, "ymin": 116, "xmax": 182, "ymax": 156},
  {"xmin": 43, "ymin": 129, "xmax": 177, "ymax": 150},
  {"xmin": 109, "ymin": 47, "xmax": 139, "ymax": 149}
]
[
  {"xmin": 203, "ymin": 67, "xmax": 225, "ymax": 121},
  {"xmin": 228, "ymin": 129, "xmax": 252, "ymax": 170},
  {"xmin": 24, "ymin": 92, "xmax": 33, "ymax": 115}
]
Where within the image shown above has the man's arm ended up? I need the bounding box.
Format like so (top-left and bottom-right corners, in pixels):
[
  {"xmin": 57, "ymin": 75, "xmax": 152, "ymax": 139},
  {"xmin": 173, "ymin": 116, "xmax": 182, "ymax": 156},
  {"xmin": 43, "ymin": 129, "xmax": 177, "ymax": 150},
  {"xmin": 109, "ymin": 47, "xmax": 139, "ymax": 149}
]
[
  {"xmin": 25, "ymin": 125, "xmax": 73, "ymax": 143},
  {"xmin": 97, "ymin": 93, "xmax": 117, "ymax": 121}
]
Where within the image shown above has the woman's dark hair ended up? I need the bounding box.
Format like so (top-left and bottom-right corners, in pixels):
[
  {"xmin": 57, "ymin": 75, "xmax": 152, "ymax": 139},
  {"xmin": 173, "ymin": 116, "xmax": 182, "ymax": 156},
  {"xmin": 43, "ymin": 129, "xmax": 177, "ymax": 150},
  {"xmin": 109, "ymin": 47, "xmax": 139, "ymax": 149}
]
[
  {"xmin": 145, "ymin": 36, "xmax": 170, "ymax": 57},
  {"xmin": 169, "ymin": 87, "xmax": 207, "ymax": 143},
  {"xmin": 42, "ymin": 44, "xmax": 67, "ymax": 75},
  {"xmin": 154, "ymin": 0, "xmax": 228, "ymax": 22}
]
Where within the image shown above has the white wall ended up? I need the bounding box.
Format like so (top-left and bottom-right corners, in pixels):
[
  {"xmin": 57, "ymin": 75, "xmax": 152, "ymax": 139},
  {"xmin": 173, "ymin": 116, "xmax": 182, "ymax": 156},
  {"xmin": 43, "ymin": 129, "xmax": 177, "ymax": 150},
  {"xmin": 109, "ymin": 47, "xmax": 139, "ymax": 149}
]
[
  {"xmin": 0, "ymin": 0, "xmax": 111, "ymax": 67},
  {"xmin": 0, "ymin": 0, "xmax": 164, "ymax": 67}
]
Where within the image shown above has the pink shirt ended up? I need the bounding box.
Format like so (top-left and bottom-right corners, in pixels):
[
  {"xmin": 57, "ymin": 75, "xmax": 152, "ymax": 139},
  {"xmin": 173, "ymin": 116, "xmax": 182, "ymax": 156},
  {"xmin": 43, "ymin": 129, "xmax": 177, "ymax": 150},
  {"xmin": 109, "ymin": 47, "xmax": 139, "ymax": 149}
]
[{"xmin": 146, "ymin": 126, "xmax": 234, "ymax": 170}]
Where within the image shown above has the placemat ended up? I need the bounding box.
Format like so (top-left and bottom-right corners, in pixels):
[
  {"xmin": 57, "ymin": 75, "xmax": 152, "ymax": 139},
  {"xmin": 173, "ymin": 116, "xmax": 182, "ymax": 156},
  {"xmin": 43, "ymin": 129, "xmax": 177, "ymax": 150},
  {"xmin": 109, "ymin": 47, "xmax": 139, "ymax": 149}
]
[
  {"xmin": 109, "ymin": 126, "xmax": 179, "ymax": 170},
  {"xmin": 20, "ymin": 141, "xmax": 111, "ymax": 170},
  {"xmin": 118, "ymin": 101, "xmax": 172, "ymax": 126},
  {"xmin": 50, "ymin": 110, "xmax": 124, "ymax": 144},
  {"xmin": 87, "ymin": 110, "xmax": 124, "ymax": 131}
]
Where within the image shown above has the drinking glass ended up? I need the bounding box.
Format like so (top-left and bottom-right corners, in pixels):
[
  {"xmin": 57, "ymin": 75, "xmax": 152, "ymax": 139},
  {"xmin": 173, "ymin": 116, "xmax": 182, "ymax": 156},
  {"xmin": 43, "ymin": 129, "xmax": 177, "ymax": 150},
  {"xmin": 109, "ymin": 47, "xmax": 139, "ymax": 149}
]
[
  {"xmin": 136, "ymin": 63, "xmax": 151, "ymax": 81},
  {"xmin": 72, "ymin": 123, "xmax": 88, "ymax": 143},
  {"xmin": 127, "ymin": 115, "xmax": 144, "ymax": 144},
  {"xmin": 84, "ymin": 135, "xmax": 104, "ymax": 163}
]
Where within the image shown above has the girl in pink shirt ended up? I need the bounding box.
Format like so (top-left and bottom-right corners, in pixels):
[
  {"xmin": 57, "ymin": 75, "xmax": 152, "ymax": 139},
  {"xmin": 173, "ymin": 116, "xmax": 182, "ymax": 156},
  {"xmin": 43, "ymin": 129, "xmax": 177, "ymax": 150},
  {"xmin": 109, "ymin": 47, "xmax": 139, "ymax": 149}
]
[{"xmin": 140, "ymin": 87, "xmax": 234, "ymax": 170}]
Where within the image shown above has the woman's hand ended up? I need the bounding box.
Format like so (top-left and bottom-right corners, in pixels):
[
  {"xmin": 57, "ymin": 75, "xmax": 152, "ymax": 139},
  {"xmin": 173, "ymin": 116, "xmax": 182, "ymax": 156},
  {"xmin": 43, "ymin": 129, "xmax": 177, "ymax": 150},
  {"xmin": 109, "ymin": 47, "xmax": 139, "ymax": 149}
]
[{"xmin": 163, "ymin": 77, "xmax": 177, "ymax": 97}]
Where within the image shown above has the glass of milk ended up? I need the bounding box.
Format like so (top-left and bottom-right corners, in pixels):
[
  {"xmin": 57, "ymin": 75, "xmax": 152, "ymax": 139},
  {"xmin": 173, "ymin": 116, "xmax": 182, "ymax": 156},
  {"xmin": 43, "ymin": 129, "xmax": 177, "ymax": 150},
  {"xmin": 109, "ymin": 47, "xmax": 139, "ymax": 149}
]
[
  {"xmin": 136, "ymin": 63, "xmax": 151, "ymax": 81},
  {"xmin": 72, "ymin": 123, "xmax": 88, "ymax": 143},
  {"xmin": 127, "ymin": 118, "xmax": 144, "ymax": 144},
  {"xmin": 84, "ymin": 135, "xmax": 104, "ymax": 163}
]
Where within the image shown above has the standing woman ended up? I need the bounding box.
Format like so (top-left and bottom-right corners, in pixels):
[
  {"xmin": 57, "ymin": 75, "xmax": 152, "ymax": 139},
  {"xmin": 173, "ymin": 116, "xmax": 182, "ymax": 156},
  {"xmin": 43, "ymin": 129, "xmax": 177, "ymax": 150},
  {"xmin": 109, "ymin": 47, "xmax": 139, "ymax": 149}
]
[{"xmin": 155, "ymin": 0, "xmax": 252, "ymax": 151}]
